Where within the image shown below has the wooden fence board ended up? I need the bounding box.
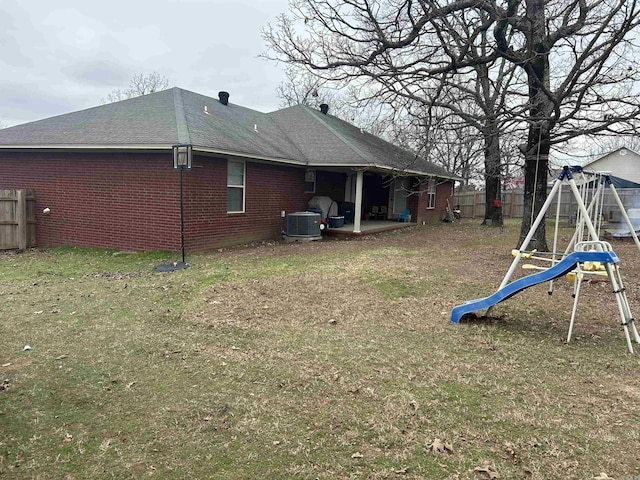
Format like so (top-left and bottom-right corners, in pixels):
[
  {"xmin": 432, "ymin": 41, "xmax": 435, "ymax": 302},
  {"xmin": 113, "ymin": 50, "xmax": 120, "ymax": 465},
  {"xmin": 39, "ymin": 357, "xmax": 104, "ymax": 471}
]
[
  {"xmin": 456, "ymin": 188, "xmax": 640, "ymax": 221},
  {"xmin": 0, "ymin": 189, "xmax": 36, "ymax": 250}
]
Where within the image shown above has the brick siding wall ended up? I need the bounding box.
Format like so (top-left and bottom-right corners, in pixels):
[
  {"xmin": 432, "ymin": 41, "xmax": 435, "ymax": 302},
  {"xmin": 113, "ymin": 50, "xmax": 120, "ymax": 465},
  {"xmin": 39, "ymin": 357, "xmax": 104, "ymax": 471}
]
[
  {"xmin": 1, "ymin": 151, "xmax": 310, "ymax": 252},
  {"xmin": 1, "ymin": 150, "xmax": 456, "ymax": 249},
  {"xmin": 414, "ymin": 179, "xmax": 455, "ymax": 224},
  {"xmin": 185, "ymin": 156, "xmax": 310, "ymax": 250}
]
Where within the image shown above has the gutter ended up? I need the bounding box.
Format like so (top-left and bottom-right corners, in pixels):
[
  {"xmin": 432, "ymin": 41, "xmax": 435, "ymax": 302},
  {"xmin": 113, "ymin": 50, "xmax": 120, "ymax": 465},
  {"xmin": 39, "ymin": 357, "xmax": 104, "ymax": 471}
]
[
  {"xmin": 0, "ymin": 146, "xmax": 460, "ymax": 180},
  {"xmin": 0, "ymin": 144, "xmax": 308, "ymax": 167}
]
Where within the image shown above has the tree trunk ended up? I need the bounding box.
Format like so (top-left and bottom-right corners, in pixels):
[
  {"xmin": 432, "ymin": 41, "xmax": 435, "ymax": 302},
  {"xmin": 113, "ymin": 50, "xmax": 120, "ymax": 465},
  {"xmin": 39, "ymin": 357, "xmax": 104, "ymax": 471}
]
[
  {"xmin": 518, "ymin": 145, "xmax": 549, "ymax": 251},
  {"xmin": 482, "ymin": 122, "xmax": 502, "ymax": 226},
  {"xmin": 518, "ymin": 0, "xmax": 551, "ymax": 251},
  {"xmin": 518, "ymin": 107, "xmax": 552, "ymax": 250}
]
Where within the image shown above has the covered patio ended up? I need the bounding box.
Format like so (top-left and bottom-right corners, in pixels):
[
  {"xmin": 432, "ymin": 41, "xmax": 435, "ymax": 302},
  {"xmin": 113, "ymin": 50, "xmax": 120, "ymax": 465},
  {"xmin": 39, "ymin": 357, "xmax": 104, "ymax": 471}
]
[
  {"xmin": 309, "ymin": 167, "xmax": 424, "ymax": 230},
  {"xmin": 325, "ymin": 220, "xmax": 416, "ymax": 237}
]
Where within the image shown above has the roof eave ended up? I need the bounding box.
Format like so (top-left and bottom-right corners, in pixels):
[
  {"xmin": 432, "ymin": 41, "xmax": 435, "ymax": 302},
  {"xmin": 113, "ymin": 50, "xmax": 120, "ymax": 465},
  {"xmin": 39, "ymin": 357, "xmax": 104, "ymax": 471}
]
[
  {"xmin": 303, "ymin": 161, "xmax": 461, "ymax": 180},
  {"xmin": 373, "ymin": 164, "xmax": 462, "ymax": 180},
  {"xmin": 0, "ymin": 145, "xmax": 460, "ymax": 179},
  {"xmin": 0, "ymin": 144, "xmax": 171, "ymax": 152},
  {"xmin": 195, "ymin": 146, "xmax": 307, "ymax": 166},
  {"xmin": 0, "ymin": 143, "xmax": 308, "ymax": 167}
]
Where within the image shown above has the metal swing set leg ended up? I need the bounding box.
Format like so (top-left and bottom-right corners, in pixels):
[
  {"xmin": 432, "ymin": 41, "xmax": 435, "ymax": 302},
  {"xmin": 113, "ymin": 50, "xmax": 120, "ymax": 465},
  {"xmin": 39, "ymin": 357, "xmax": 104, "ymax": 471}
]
[
  {"xmin": 566, "ymin": 248, "xmax": 640, "ymax": 353},
  {"xmin": 487, "ymin": 166, "xmax": 640, "ymax": 353}
]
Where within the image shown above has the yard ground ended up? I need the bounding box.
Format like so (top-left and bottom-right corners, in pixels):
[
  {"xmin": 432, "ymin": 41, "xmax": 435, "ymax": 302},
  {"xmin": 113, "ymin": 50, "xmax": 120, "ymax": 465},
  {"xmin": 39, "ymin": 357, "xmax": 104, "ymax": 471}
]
[{"xmin": 1, "ymin": 220, "xmax": 640, "ymax": 479}]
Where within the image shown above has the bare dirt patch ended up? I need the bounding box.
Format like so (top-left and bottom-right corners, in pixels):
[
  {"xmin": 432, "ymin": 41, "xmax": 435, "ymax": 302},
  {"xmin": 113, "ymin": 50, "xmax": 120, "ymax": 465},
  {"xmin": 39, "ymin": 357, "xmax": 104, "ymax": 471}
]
[{"xmin": 1, "ymin": 357, "xmax": 33, "ymax": 373}]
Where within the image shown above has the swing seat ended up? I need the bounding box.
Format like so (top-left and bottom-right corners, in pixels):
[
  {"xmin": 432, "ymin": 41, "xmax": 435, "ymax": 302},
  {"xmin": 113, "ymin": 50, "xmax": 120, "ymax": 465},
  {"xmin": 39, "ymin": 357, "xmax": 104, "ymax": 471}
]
[{"xmin": 512, "ymin": 249, "xmax": 536, "ymax": 258}]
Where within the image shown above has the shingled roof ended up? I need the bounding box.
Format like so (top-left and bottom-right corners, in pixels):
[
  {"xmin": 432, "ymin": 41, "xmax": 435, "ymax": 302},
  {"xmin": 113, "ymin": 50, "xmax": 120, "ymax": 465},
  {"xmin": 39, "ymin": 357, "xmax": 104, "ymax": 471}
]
[
  {"xmin": 269, "ymin": 104, "xmax": 457, "ymax": 178},
  {"xmin": 0, "ymin": 87, "xmax": 459, "ymax": 179}
]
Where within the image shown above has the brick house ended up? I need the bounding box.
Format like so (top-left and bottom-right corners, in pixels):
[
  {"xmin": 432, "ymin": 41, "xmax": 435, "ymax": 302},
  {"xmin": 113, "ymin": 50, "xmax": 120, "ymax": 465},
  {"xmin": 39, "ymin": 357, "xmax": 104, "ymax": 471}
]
[{"xmin": 0, "ymin": 88, "xmax": 460, "ymax": 251}]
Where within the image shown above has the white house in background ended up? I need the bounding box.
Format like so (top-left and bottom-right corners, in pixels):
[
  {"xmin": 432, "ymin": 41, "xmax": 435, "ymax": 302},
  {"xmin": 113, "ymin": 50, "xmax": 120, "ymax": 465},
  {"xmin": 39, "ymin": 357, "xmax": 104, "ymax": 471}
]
[{"xmin": 583, "ymin": 147, "xmax": 640, "ymax": 184}]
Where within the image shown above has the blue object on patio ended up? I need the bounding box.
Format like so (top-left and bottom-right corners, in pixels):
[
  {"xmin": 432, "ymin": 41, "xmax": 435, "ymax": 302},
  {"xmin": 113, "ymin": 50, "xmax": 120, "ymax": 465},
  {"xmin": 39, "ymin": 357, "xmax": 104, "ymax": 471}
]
[
  {"xmin": 328, "ymin": 216, "xmax": 345, "ymax": 228},
  {"xmin": 398, "ymin": 209, "xmax": 411, "ymax": 222}
]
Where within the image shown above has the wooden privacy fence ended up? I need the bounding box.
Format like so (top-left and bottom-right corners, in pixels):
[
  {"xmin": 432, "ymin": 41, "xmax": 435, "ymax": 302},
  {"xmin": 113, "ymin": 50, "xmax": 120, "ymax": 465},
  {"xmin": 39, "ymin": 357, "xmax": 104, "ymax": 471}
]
[
  {"xmin": 456, "ymin": 188, "xmax": 640, "ymax": 221},
  {"xmin": 0, "ymin": 189, "xmax": 36, "ymax": 250},
  {"xmin": 456, "ymin": 190, "xmax": 525, "ymax": 219}
]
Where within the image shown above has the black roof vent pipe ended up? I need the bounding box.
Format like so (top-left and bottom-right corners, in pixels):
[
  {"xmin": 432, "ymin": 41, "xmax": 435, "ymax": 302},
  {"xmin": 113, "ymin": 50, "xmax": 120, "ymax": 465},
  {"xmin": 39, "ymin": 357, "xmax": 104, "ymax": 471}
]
[
  {"xmin": 219, "ymin": 91, "xmax": 230, "ymax": 105},
  {"xmin": 319, "ymin": 104, "xmax": 329, "ymax": 115}
]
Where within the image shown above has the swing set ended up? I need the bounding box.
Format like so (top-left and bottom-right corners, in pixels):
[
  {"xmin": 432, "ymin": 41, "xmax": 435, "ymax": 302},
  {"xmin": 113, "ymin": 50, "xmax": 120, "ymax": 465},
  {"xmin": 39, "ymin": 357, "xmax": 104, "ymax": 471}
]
[{"xmin": 451, "ymin": 165, "xmax": 640, "ymax": 353}]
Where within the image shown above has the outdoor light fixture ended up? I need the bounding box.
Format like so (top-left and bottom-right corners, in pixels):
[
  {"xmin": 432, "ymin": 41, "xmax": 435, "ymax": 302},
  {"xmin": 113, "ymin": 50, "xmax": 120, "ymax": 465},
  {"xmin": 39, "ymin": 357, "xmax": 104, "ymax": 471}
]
[
  {"xmin": 155, "ymin": 145, "xmax": 193, "ymax": 272},
  {"xmin": 173, "ymin": 144, "xmax": 193, "ymax": 170}
]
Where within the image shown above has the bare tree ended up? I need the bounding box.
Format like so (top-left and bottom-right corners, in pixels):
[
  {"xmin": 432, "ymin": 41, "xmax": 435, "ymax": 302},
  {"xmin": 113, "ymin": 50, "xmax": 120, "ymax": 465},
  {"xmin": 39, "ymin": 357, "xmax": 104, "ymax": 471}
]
[
  {"xmin": 429, "ymin": 117, "xmax": 485, "ymax": 186},
  {"xmin": 277, "ymin": 65, "xmax": 411, "ymax": 138},
  {"xmin": 265, "ymin": 4, "xmax": 524, "ymax": 227},
  {"xmin": 103, "ymin": 72, "xmax": 170, "ymax": 103},
  {"xmin": 589, "ymin": 135, "xmax": 640, "ymax": 158},
  {"xmin": 264, "ymin": 0, "xmax": 640, "ymax": 249},
  {"xmin": 390, "ymin": 102, "xmax": 486, "ymax": 184},
  {"xmin": 368, "ymin": 6, "xmax": 524, "ymax": 226},
  {"xmin": 278, "ymin": 64, "xmax": 485, "ymax": 186},
  {"xmin": 278, "ymin": 65, "xmax": 334, "ymax": 108},
  {"xmin": 277, "ymin": 65, "xmax": 358, "ymax": 119},
  {"xmin": 276, "ymin": 50, "xmax": 506, "ymax": 209}
]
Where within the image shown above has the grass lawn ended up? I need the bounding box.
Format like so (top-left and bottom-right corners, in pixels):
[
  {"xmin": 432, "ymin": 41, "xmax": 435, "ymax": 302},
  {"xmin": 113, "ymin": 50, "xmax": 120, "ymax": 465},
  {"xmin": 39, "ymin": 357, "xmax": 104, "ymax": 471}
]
[{"xmin": 1, "ymin": 220, "xmax": 639, "ymax": 479}]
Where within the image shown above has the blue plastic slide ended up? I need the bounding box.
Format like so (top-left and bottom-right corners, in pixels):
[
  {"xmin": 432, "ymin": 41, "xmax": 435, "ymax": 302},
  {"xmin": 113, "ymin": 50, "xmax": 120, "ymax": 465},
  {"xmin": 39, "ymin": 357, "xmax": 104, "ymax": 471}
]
[{"xmin": 450, "ymin": 250, "xmax": 619, "ymax": 323}]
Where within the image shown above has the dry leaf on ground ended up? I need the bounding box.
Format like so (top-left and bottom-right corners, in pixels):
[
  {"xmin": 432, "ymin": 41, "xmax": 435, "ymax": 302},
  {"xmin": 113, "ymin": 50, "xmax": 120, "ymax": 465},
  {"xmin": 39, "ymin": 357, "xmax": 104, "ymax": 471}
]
[
  {"xmin": 592, "ymin": 474, "xmax": 615, "ymax": 480},
  {"xmin": 474, "ymin": 462, "xmax": 500, "ymax": 479},
  {"xmin": 427, "ymin": 438, "xmax": 454, "ymax": 454},
  {"xmin": 503, "ymin": 441, "xmax": 518, "ymax": 463}
]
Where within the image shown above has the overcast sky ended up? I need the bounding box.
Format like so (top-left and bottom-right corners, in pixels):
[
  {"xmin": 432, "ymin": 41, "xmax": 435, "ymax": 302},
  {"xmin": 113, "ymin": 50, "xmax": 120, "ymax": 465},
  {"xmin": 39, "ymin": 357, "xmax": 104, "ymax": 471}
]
[{"xmin": 0, "ymin": 0, "xmax": 292, "ymax": 127}]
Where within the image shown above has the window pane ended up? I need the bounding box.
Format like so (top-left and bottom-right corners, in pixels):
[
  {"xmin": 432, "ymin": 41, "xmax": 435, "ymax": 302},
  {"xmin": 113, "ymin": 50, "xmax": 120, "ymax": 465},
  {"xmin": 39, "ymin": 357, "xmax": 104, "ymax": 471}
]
[
  {"xmin": 228, "ymin": 161, "xmax": 244, "ymax": 186},
  {"xmin": 228, "ymin": 187, "xmax": 244, "ymax": 212},
  {"xmin": 304, "ymin": 181, "xmax": 316, "ymax": 193}
]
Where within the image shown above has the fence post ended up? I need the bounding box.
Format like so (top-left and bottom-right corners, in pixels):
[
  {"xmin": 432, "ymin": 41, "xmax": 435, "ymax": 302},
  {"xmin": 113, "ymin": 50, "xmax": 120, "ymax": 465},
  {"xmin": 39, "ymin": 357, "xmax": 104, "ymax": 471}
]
[
  {"xmin": 471, "ymin": 195, "xmax": 476, "ymax": 218},
  {"xmin": 17, "ymin": 189, "xmax": 27, "ymax": 250}
]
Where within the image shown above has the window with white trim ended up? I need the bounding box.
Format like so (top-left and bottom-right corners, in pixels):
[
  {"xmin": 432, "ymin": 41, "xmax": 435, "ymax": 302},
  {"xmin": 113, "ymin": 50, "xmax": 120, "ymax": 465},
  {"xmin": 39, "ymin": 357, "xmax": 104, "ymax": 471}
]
[
  {"xmin": 426, "ymin": 179, "xmax": 436, "ymax": 209},
  {"xmin": 227, "ymin": 160, "xmax": 245, "ymax": 213},
  {"xmin": 304, "ymin": 169, "xmax": 316, "ymax": 193}
]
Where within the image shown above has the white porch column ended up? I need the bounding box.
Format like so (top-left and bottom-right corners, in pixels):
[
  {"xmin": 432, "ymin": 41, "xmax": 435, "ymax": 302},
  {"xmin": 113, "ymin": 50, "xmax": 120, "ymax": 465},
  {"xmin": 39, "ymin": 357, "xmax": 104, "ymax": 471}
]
[{"xmin": 353, "ymin": 170, "xmax": 364, "ymax": 233}]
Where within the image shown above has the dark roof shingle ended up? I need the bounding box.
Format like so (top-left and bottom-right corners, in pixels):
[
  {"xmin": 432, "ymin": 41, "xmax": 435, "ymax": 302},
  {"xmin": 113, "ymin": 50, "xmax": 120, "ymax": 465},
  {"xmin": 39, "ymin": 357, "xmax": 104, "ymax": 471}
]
[
  {"xmin": 0, "ymin": 87, "xmax": 459, "ymax": 179},
  {"xmin": 270, "ymin": 105, "xmax": 458, "ymax": 178},
  {"xmin": 0, "ymin": 89, "xmax": 180, "ymax": 146}
]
